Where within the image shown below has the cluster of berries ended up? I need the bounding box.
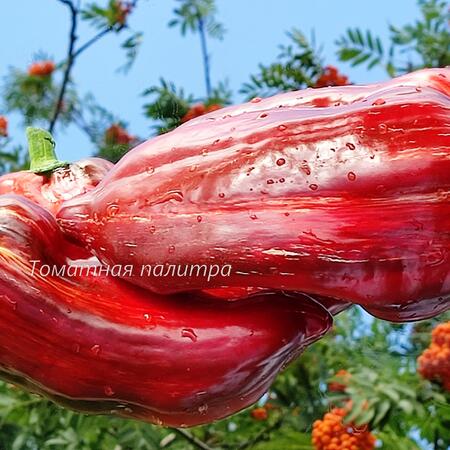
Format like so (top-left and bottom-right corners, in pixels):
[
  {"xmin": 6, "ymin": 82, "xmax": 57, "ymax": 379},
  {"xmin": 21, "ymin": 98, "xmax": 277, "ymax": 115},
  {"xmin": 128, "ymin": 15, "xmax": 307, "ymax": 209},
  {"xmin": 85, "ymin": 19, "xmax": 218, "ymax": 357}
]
[
  {"xmin": 312, "ymin": 408, "xmax": 376, "ymax": 450},
  {"xmin": 328, "ymin": 369, "xmax": 351, "ymax": 393},
  {"xmin": 250, "ymin": 403, "xmax": 278, "ymax": 421},
  {"xmin": 28, "ymin": 60, "xmax": 55, "ymax": 77},
  {"xmin": 105, "ymin": 124, "xmax": 135, "ymax": 146},
  {"xmin": 315, "ymin": 66, "xmax": 349, "ymax": 88},
  {"xmin": 0, "ymin": 116, "xmax": 7, "ymax": 137},
  {"xmin": 181, "ymin": 103, "xmax": 222, "ymax": 123},
  {"xmin": 417, "ymin": 321, "xmax": 450, "ymax": 391},
  {"xmin": 114, "ymin": 1, "xmax": 133, "ymax": 26}
]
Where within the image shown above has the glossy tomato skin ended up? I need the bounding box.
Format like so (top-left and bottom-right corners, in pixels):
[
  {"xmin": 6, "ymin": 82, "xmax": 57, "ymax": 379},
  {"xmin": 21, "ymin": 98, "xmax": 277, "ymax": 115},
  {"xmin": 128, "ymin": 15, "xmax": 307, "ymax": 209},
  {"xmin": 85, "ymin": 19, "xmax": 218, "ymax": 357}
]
[
  {"xmin": 0, "ymin": 195, "xmax": 332, "ymax": 427},
  {"xmin": 58, "ymin": 69, "xmax": 450, "ymax": 322},
  {"xmin": 0, "ymin": 157, "xmax": 113, "ymax": 260},
  {"xmin": 0, "ymin": 157, "xmax": 113, "ymax": 215}
]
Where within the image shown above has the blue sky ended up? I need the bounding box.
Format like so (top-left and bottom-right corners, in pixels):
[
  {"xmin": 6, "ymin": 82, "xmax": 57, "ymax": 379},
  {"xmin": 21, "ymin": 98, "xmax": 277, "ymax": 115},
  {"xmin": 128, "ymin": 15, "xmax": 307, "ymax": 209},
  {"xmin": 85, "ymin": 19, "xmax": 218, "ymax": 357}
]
[{"xmin": 1, "ymin": 0, "xmax": 422, "ymax": 161}]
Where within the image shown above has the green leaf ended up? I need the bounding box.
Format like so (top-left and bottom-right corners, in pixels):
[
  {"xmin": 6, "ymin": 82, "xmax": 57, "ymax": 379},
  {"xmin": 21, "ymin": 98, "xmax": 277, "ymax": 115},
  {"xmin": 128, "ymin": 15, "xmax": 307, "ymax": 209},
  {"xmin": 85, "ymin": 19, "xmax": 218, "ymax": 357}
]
[
  {"xmin": 355, "ymin": 28, "xmax": 364, "ymax": 46},
  {"xmin": 345, "ymin": 398, "xmax": 367, "ymax": 423},
  {"xmin": 373, "ymin": 399, "xmax": 391, "ymax": 426},
  {"xmin": 351, "ymin": 52, "xmax": 371, "ymax": 66},
  {"xmin": 366, "ymin": 30, "xmax": 374, "ymax": 50},
  {"xmin": 375, "ymin": 37, "xmax": 383, "ymax": 54},
  {"xmin": 339, "ymin": 48, "xmax": 362, "ymax": 61},
  {"xmin": 398, "ymin": 399, "xmax": 414, "ymax": 415},
  {"xmin": 368, "ymin": 57, "xmax": 381, "ymax": 69},
  {"xmin": 354, "ymin": 407, "xmax": 375, "ymax": 427},
  {"xmin": 383, "ymin": 387, "xmax": 400, "ymax": 402}
]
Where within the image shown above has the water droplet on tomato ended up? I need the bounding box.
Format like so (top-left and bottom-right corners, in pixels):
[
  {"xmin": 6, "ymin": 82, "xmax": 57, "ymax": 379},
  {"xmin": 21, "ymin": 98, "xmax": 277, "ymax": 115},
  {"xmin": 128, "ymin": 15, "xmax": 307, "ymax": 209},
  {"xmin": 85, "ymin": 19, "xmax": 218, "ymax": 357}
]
[
  {"xmin": 168, "ymin": 245, "xmax": 175, "ymax": 254},
  {"xmin": 346, "ymin": 143, "xmax": 356, "ymax": 150},
  {"xmin": 347, "ymin": 171, "xmax": 356, "ymax": 181},
  {"xmin": 276, "ymin": 158, "xmax": 286, "ymax": 166},
  {"xmin": 251, "ymin": 97, "xmax": 262, "ymax": 103},
  {"xmin": 104, "ymin": 386, "xmax": 115, "ymax": 396},
  {"xmin": 218, "ymin": 192, "xmax": 225, "ymax": 198},
  {"xmin": 300, "ymin": 162, "xmax": 311, "ymax": 176},
  {"xmin": 372, "ymin": 98, "xmax": 386, "ymax": 106},
  {"xmin": 309, "ymin": 184, "xmax": 318, "ymax": 191},
  {"xmin": 181, "ymin": 328, "xmax": 198, "ymax": 342},
  {"xmin": 106, "ymin": 204, "xmax": 120, "ymax": 217},
  {"xmin": 267, "ymin": 179, "xmax": 274, "ymax": 184},
  {"xmin": 260, "ymin": 113, "xmax": 268, "ymax": 118},
  {"xmin": 197, "ymin": 215, "xmax": 203, "ymax": 223},
  {"xmin": 1, "ymin": 295, "xmax": 17, "ymax": 310},
  {"xmin": 250, "ymin": 214, "xmax": 258, "ymax": 220},
  {"xmin": 278, "ymin": 125, "xmax": 287, "ymax": 132},
  {"xmin": 90, "ymin": 344, "xmax": 101, "ymax": 356}
]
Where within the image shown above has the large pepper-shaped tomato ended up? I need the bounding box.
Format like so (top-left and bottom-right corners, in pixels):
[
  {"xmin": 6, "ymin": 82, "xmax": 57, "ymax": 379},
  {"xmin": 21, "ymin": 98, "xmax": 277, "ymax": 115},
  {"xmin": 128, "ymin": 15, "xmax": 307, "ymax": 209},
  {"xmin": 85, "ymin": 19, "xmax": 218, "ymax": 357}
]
[
  {"xmin": 58, "ymin": 68, "xmax": 450, "ymax": 322},
  {"xmin": 0, "ymin": 195, "xmax": 331, "ymax": 427}
]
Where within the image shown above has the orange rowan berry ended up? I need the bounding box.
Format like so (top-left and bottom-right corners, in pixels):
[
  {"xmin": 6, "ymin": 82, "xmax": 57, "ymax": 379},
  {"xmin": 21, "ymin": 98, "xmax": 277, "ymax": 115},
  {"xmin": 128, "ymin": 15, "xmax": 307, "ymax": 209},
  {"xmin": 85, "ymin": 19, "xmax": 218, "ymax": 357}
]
[
  {"xmin": 315, "ymin": 66, "xmax": 349, "ymax": 88},
  {"xmin": 181, "ymin": 103, "xmax": 223, "ymax": 123},
  {"xmin": 28, "ymin": 60, "xmax": 55, "ymax": 77},
  {"xmin": 417, "ymin": 321, "xmax": 450, "ymax": 391},
  {"xmin": 311, "ymin": 407, "xmax": 376, "ymax": 450},
  {"xmin": 105, "ymin": 124, "xmax": 135, "ymax": 146},
  {"xmin": 115, "ymin": 1, "xmax": 133, "ymax": 25},
  {"xmin": 0, "ymin": 116, "xmax": 7, "ymax": 137},
  {"xmin": 205, "ymin": 103, "xmax": 222, "ymax": 113},
  {"xmin": 250, "ymin": 406, "xmax": 268, "ymax": 421},
  {"xmin": 328, "ymin": 369, "xmax": 351, "ymax": 392}
]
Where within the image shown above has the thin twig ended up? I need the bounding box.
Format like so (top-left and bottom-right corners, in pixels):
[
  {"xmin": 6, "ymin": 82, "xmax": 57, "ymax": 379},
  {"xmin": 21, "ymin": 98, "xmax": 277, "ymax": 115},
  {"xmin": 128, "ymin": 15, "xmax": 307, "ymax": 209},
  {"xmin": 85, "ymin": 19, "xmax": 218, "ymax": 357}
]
[
  {"xmin": 71, "ymin": 108, "xmax": 98, "ymax": 143},
  {"xmin": 173, "ymin": 428, "xmax": 216, "ymax": 450},
  {"xmin": 74, "ymin": 0, "xmax": 140, "ymax": 59},
  {"xmin": 49, "ymin": 0, "xmax": 78, "ymax": 133},
  {"xmin": 197, "ymin": 15, "xmax": 211, "ymax": 98},
  {"xmin": 237, "ymin": 415, "xmax": 285, "ymax": 450},
  {"xmin": 50, "ymin": 0, "xmax": 140, "ymax": 133},
  {"xmin": 73, "ymin": 27, "xmax": 113, "ymax": 60}
]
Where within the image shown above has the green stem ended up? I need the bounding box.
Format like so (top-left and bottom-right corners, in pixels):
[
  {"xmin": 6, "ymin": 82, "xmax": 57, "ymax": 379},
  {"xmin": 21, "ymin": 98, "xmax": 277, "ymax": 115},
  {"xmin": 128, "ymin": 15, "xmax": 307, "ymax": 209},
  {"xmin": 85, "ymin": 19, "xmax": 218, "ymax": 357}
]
[{"xmin": 27, "ymin": 127, "xmax": 67, "ymax": 174}]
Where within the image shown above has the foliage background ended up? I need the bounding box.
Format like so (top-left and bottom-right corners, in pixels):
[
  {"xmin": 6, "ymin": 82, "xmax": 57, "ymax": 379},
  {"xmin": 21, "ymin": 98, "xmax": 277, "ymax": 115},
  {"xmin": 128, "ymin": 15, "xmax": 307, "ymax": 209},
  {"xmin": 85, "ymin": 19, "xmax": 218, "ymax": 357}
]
[{"xmin": 0, "ymin": 1, "xmax": 449, "ymax": 449}]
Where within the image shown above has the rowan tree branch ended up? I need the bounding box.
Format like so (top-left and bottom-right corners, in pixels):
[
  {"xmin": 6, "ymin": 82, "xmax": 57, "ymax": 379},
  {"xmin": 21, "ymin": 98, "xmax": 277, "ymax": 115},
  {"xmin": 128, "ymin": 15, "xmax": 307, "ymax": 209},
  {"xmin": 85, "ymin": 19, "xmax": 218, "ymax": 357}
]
[
  {"xmin": 198, "ymin": 16, "xmax": 212, "ymax": 98},
  {"xmin": 73, "ymin": 27, "xmax": 113, "ymax": 60},
  {"xmin": 237, "ymin": 415, "xmax": 285, "ymax": 450},
  {"xmin": 173, "ymin": 428, "xmax": 217, "ymax": 450},
  {"xmin": 49, "ymin": 0, "xmax": 78, "ymax": 133}
]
